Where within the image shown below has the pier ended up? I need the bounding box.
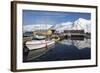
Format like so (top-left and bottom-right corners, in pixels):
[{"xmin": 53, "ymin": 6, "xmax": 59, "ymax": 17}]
[{"xmin": 51, "ymin": 30, "xmax": 89, "ymax": 41}]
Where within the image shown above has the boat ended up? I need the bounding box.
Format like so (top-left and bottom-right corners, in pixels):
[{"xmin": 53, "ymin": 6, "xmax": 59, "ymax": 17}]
[
  {"xmin": 26, "ymin": 39, "xmax": 55, "ymax": 50},
  {"xmin": 24, "ymin": 36, "xmax": 55, "ymax": 61},
  {"xmin": 34, "ymin": 35, "xmax": 46, "ymax": 40}
]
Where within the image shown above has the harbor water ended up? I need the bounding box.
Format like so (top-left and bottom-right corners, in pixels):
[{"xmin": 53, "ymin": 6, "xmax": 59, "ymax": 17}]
[{"xmin": 23, "ymin": 39, "xmax": 91, "ymax": 62}]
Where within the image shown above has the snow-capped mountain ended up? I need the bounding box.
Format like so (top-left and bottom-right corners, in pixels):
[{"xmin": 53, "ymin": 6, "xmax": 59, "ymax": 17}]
[
  {"xmin": 23, "ymin": 18, "xmax": 91, "ymax": 33},
  {"xmin": 53, "ymin": 18, "xmax": 91, "ymax": 33},
  {"xmin": 73, "ymin": 18, "xmax": 91, "ymax": 33},
  {"xmin": 51, "ymin": 22, "xmax": 73, "ymax": 33}
]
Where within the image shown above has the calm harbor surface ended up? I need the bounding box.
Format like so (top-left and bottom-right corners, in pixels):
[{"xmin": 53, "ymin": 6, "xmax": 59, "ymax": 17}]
[{"xmin": 23, "ymin": 39, "xmax": 91, "ymax": 62}]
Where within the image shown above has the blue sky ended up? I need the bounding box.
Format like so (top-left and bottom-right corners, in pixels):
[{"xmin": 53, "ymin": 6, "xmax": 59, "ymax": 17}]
[{"xmin": 23, "ymin": 10, "xmax": 91, "ymax": 25}]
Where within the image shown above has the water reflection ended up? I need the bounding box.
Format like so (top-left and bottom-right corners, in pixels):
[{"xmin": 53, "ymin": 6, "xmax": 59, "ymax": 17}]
[
  {"xmin": 61, "ymin": 39, "xmax": 91, "ymax": 49},
  {"xmin": 23, "ymin": 39, "xmax": 91, "ymax": 62}
]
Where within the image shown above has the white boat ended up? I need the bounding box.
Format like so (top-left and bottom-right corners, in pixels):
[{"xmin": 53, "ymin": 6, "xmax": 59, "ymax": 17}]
[
  {"xmin": 34, "ymin": 35, "xmax": 46, "ymax": 39},
  {"xmin": 26, "ymin": 39, "xmax": 55, "ymax": 50}
]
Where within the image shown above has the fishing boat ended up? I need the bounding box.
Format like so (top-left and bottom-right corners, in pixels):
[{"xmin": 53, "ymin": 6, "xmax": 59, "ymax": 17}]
[{"xmin": 26, "ymin": 39, "xmax": 55, "ymax": 50}]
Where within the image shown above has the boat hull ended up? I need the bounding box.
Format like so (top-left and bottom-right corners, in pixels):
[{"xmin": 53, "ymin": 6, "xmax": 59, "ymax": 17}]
[{"xmin": 26, "ymin": 40, "xmax": 55, "ymax": 50}]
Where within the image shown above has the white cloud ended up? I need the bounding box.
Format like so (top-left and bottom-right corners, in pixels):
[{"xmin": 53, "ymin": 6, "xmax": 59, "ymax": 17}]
[{"xmin": 23, "ymin": 24, "xmax": 53, "ymax": 32}]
